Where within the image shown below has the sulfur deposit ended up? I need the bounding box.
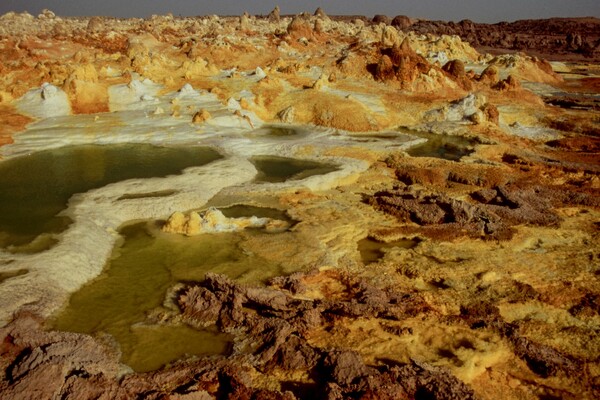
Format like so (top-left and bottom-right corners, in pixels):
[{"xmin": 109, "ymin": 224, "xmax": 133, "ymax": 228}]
[
  {"xmin": 162, "ymin": 208, "xmax": 290, "ymax": 235},
  {"xmin": 0, "ymin": 8, "xmax": 599, "ymax": 400}
]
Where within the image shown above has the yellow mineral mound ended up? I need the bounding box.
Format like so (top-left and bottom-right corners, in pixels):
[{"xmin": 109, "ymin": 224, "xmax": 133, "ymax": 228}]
[
  {"xmin": 291, "ymin": 90, "xmax": 389, "ymax": 131},
  {"xmin": 68, "ymin": 64, "xmax": 99, "ymax": 83},
  {"xmin": 63, "ymin": 80, "xmax": 109, "ymax": 114},
  {"xmin": 63, "ymin": 63, "xmax": 109, "ymax": 114},
  {"xmin": 179, "ymin": 59, "xmax": 219, "ymax": 79},
  {"xmin": 488, "ymin": 54, "xmax": 563, "ymax": 84},
  {"xmin": 335, "ymin": 48, "xmax": 374, "ymax": 80},
  {"xmin": 162, "ymin": 208, "xmax": 289, "ymax": 235},
  {"xmin": 380, "ymin": 25, "xmax": 402, "ymax": 48},
  {"xmin": 371, "ymin": 38, "xmax": 458, "ymax": 92},
  {"xmin": 401, "ymin": 33, "xmax": 481, "ymax": 65}
]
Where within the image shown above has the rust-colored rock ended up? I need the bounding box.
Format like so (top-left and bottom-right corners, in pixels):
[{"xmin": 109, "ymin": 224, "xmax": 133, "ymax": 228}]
[
  {"xmin": 287, "ymin": 16, "xmax": 313, "ymax": 40},
  {"xmin": 374, "ymin": 55, "xmax": 395, "ymax": 81},
  {"xmin": 192, "ymin": 109, "xmax": 212, "ymax": 123},
  {"xmin": 477, "ymin": 65, "xmax": 499, "ymax": 85},
  {"xmin": 494, "ymin": 74, "xmax": 521, "ymax": 91},
  {"xmin": 442, "ymin": 59, "xmax": 473, "ymax": 90}
]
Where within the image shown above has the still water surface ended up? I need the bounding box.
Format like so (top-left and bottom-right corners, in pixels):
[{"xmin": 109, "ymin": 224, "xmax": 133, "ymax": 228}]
[
  {"xmin": 0, "ymin": 144, "xmax": 222, "ymax": 249},
  {"xmin": 52, "ymin": 206, "xmax": 290, "ymax": 372}
]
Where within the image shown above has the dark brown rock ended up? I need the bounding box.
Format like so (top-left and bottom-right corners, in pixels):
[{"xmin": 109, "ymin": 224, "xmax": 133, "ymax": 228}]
[
  {"xmin": 442, "ymin": 59, "xmax": 466, "ymax": 79},
  {"xmin": 569, "ymin": 293, "xmax": 600, "ymax": 318},
  {"xmin": 396, "ymin": 361, "xmax": 478, "ymax": 400},
  {"xmin": 442, "ymin": 59, "xmax": 473, "ymax": 90},
  {"xmin": 274, "ymin": 335, "xmax": 320, "ymax": 371},
  {"xmin": 471, "ymin": 188, "xmax": 499, "ymax": 204},
  {"xmin": 512, "ymin": 337, "xmax": 578, "ymax": 378},
  {"xmin": 374, "ymin": 55, "xmax": 395, "ymax": 81},
  {"xmin": 372, "ymin": 15, "xmax": 391, "ymax": 25},
  {"xmin": 269, "ymin": 271, "xmax": 313, "ymax": 295},
  {"xmin": 322, "ymin": 350, "xmax": 369, "ymax": 386},
  {"xmin": 391, "ymin": 15, "xmax": 413, "ymax": 30},
  {"xmin": 179, "ymin": 286, "xmax": 223, "ymax": 326},
  {"xmin": 245, "ymin": 287, "xmax": 293, "ymax": 311},
  {"xmin": 406, "ymin": 17, "xmax": 600, "ymax": 62},
  {"xmin": 0, "ymin": 314, "xmax": 123, "ymax": 400}
]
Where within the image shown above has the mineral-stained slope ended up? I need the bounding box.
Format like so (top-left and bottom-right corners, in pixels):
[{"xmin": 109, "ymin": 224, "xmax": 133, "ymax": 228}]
[{"xmin": 0, "ymin": 8, "xmax": 599, "ymax": 400}]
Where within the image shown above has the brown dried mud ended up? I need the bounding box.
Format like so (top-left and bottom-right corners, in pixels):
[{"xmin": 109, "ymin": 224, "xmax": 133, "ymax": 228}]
[{"xmin": 368, "ymin": 151, "xmax": 599, "ymax": 241}]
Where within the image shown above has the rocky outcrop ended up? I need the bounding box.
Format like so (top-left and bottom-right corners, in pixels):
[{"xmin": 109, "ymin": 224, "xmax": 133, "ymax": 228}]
[
  {"xmin": 487, "ymin": 54, "xmax": 562, "ymax": 84},
  {"xmin": 493, "ymin": 75, "xmax": 521, "ymax": 91},
  {"xmin": 267, "ymin": 6, "xmax": 280, "ymax": 22},
  {"xmin": 424, "ymin": 93, "xmax": 497, "ymax": 124},
  {"xmin": 442, "ymin": 59, "xmax": 473, "ymax": 90},
  {"xmin": 372, "ymin": 15, "xmax": 391, "ymax": 25},
  {"xmin": 369, "ymin": 152, "xmax": 600, "ymax": 241},
  {"xmin": 392, "ymin": 17, "xmax": 600, "ymax": 62},
  {"xmin": 17, "ymin": 83, "xmax": 72, "ymax": 118},
  {"xmin": 372, "ymin": 38, "xmax": 446, "ymax": 91},
  {"xmin": 178, "ymin": 272, "xmax": 476, "ymax": 399},
  {"xmin": 287, "ymin": 16, "xmax": 314, "ymax": 40},
  {"xmin": 391, "ymin": 15, "xmax": 414, "ymax": 30},
  {"xmin": 0, "ymin": 272, "xmax": 478, "ymax": 399},
  {"xmin": 313, "ymin": 7, "xmax": 328, "ymax": 19},
  {"xmin": 476, "ymin": 65, "xmax": 500, "ymax": 85},
  {"xmin": 0, "ymin": 314, "xmax": 123, "ymax": 399}
]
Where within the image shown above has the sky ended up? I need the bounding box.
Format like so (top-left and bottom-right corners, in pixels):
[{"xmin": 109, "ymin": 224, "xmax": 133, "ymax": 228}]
[{"xmin": 0, "ymin": 0, "xmax": 599, "ymax": 24}]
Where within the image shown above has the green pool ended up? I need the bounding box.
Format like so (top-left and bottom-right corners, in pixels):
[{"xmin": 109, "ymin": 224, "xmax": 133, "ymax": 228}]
[{"xmin": 0, "ymin": 144, "xmax": 222, "ymax": 249}]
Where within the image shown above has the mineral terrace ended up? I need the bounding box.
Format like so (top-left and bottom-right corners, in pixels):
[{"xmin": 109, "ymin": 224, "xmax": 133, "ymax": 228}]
[{"xmin": 0, "ymin": 8, "xmax": 599, "ymax": 400}]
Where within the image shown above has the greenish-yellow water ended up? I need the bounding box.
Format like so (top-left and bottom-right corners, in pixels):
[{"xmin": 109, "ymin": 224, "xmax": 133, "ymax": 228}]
[
  {"xmin": 0, "ymin": 144, "xmax": 222, "ymax": 249},
  {"xmin": 244, "ymin": 126, "xmax": 303, "ymax": 140},
  {"xmin": 214, "ymin": 204, "xmax": 291, "ymax": 222},
  {"xmin": 358, "ymin": 237, "xmax": 420, "ymax": 265},
  {"xmin": 251, "ymin": 155, "xmax": 338, "ymax": 183},
  {"xmin": 52, "ymin": 214, "xmax": 288, "ymax": 372},
  {"xmin": 402, "ymin": 131, "xmax": 477, "ymax": 161}
]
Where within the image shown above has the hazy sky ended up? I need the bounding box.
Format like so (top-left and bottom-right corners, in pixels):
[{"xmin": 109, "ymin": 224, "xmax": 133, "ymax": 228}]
[{"xmin": 1, "ymin": 0, "xmax": 599, "ymax": 23}]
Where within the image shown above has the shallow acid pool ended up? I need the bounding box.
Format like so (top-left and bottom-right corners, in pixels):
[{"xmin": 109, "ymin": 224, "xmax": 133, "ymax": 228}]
[
  {"xmin": 358, "ymin": 237, "xmax": 420, "ymax": 265},
  {"xmin": 403, "ymin": 132, "xmax": 477, "ymax": 161},
  {"xmin": 0, "ymin": 144, "xmax": 222, "ymax": 249},
  {"xmin": 251, "ymin": 155, "xmax": 338, "ymax": 183},
  {"xmin": 216, "ymin": 204, "xmax": 292, "ymax": 222},
  {"xmin": 51, "ymin": 215, "xmax": 288, "ymax": 372},
  {"xmin": 244, "ymin": 125, "xmax": 305, "ymax": 140}
]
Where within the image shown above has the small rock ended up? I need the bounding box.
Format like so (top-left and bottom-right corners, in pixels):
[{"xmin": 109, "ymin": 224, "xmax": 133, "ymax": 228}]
[
  {"xmin": 277, "ymin": 106, "xmax": 295, "ymax": 123},
  {"xmin": 311, "ymin": 73, "xmax": 329, "ymax": 90},
  {"xmin": 268, "ymin": 6, "xmax": 280, "ymax": 22},
  {"xmin": 192, "ymin": 109, "xmax": 212, "ymax": 123}
]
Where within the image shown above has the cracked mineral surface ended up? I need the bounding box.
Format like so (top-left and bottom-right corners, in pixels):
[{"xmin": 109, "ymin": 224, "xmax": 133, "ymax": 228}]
[{"xmin": 0, "ymin": 8, "xmax": 598, "ymax": 400}]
